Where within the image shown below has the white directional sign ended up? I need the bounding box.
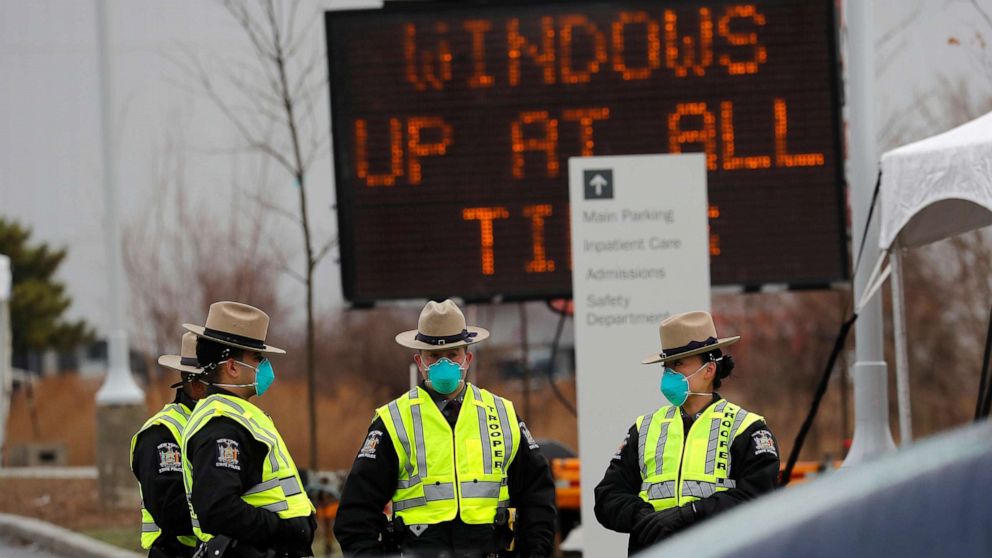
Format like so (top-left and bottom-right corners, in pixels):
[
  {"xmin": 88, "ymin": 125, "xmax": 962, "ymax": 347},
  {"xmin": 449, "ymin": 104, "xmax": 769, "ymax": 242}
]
[{"xmin": 569, "ymin": 154, "xmax": 711, "ymax": 556}]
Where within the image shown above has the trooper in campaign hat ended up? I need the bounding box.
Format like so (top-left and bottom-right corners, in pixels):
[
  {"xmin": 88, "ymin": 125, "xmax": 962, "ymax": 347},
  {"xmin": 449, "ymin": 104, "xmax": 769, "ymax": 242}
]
[
  {"xmin": 130, "ymin": 332, "xmax": 208, "ymax": 558},
  {"xmin": 595, "ymin": 311, "xmax": 781, "ymax": 555},
  {"xmin": 180, "ymin": 301, "xmax": 316, "ymax": 558},
  {"xmin": 335, "ymin": 299, "xmax": 557, "ymax": 557}
]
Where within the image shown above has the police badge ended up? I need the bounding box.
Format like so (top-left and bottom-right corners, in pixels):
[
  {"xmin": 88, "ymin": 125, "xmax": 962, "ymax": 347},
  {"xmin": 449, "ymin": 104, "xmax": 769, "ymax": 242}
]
[
  {"xmin": 752, "ymin": 430, "xmax": 778, "ymax": 457},
  {"xmin": 157, "ymin": 442, "xmax": 182, "ymax": 473},
  {"xmin": 358, "ymin": 430, "xmax": 382, "ymax": 459},
  {"xmin": 216, "ymin": 438, "xmax": 241, "ymax": 470}
]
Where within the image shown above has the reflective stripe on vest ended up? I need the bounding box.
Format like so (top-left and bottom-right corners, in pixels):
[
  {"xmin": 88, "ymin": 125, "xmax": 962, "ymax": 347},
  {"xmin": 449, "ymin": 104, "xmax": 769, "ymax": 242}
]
[
  {"xmin": 181, "ymin": 394, "xmax": 315, "ymax": 542},
  {"xmin": 376, "ymin": 384, "xmax": 520, "ymax": 525},
  {"xmin": 636, "ymin": 399, "xmax": 762, "ymax": 511},
  {"xmin": 129, "ymin": 403, "xmax": 198, "ymax": 550}
]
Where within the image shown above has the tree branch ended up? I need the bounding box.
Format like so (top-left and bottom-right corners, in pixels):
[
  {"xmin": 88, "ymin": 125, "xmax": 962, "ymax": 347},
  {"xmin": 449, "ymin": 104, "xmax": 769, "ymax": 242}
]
[
  {"xmin": 970, "ymin": 0, "xmax": 992, "ymax": 32},
  {"xmin": 313, "ymin": 237, "xmax": 338, "ymax": 267}
]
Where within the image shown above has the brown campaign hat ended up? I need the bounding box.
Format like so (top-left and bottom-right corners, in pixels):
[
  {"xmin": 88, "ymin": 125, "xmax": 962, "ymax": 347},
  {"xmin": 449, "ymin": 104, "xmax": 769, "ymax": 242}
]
[
  {"xmin": 395, "ymin": 299, "xmax": 489, "ymax": 350},
  {"xmin": 642, "ymin": 311, "xmax": 740, "ymax": 365},
  {"xmin": 158, "ymin": 332, "xmax": 205, "ymax": 374},
  {"xmin": 183, "ymin": 301, "xmax": 285, "ymax": 355}
]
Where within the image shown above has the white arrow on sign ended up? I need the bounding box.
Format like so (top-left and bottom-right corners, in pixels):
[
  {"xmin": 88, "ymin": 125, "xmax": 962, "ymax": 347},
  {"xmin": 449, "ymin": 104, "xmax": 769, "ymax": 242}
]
[{"xmin": 589, "ymin": 174, "xmax": 608, "ymax": 195}]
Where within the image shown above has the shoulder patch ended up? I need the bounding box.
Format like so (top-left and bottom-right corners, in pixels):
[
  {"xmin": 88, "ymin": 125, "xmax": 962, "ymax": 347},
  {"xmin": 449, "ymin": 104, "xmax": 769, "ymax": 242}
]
[
  {"xmin": 215, "ymin": 438, "xmax": 241, "ymax": 470},
  {"xmin": 358, "ymin": 430, "xmax": 383, "ymax": 459},
  {"xmin": 519, "ymin": 422, "xmax": 540, "ymax": 450},
  {"xmin": 752, "ymin": 429, "xmax": 778, "ymax": 457},
  {"xmin": 157, "ymin": 442, "xmax": 182, "ymax": 473}
]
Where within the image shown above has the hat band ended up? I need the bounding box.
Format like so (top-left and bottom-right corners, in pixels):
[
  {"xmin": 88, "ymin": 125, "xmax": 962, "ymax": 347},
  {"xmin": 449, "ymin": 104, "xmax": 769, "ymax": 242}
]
[
  {"xmin": 415, "ymin": 329, "xmax": 477, "ymax": 346},
  {"xmin": 203, "ymin": 327, "xmax": 266, "ymax": 350},
  {"xmin": 660, "ymin": 336, "xmax": 718, "ymax": 359},
  {"xmin": 180, "ymin": 356, "xmax": 200, "ymax": 367}
]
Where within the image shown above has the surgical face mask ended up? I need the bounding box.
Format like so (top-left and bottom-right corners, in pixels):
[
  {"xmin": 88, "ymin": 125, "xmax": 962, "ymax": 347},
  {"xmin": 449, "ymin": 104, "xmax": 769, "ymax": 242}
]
[
  {"xmin": 212, "ymin": 358, "xmax": 275, "ymax": 397},
  {"xmin": 660, "ymin": 361, "xmax": 713, "ymax": 407},
  {"xmin": 424, "ymin": 357, "xmax": 465, "ymax": 396}
]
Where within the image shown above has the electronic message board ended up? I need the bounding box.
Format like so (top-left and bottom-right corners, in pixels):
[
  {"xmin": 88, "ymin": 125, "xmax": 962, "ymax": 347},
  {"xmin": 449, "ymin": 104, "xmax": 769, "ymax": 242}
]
[{"xmin": 326, "ymin": 0, "xmax": 846, "ymax": 305}]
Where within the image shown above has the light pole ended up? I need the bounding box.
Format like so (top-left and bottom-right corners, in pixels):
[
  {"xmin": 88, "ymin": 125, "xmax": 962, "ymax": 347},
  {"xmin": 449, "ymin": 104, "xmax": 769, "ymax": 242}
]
[
  {"xmin": 93, "ymin": 0, "xmax": 146, "ymax": 508},
  {"xmin": 843, "ymin": 0, "xmax": 896, "ymax": 466}
]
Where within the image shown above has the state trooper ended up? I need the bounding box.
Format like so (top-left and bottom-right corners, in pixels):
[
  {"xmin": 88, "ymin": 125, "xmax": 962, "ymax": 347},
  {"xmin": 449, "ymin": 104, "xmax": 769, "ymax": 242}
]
[
  {"xmin": 594, "ymin": 311, "xmax": 780, "ymax": 555},
  {"xmin": 181, "ymin": 301, "xmax": 316, "ymax": 557},
  {"xmin": 130, "ymin": 332, "xmax": 209, "ymax": 558},
  {"xmin": 334, "ymin": 299, "xmax": 557, "ymax": 557}
]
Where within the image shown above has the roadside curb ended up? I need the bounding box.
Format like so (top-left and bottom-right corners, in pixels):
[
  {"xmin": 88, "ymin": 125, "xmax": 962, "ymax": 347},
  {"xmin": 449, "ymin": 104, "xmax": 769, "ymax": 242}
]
[{"xmin": 0, "ymin": 513, "xmax": 141, "ymax": 558}]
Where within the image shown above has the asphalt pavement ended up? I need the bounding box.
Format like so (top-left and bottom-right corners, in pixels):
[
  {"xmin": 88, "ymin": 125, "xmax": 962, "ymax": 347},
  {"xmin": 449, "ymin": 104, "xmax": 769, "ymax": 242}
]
[
  {"xmin": 0, "ymin": 513, "xmax": 141, "ymax": 558},
  {"xmin": 0, "ymin": 539, "xmax": 62, "ymax": 558}
]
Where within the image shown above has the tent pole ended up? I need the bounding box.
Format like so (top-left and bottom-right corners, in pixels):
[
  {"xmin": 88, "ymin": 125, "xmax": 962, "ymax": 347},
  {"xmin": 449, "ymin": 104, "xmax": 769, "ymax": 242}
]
[{"xmin": 890, "ymin": 248, "xmax": 913, "ymax": 444}]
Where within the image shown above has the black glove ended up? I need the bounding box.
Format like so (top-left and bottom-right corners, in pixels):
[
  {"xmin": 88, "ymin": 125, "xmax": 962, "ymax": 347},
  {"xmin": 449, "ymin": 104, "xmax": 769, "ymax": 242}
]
[
  {"xmin": 631, "ymin": 504, "xmax": 695, "ymax": 547},
  {"xmin": 275, "ymin": 515, "xmax": 315, "ymax": 555}
]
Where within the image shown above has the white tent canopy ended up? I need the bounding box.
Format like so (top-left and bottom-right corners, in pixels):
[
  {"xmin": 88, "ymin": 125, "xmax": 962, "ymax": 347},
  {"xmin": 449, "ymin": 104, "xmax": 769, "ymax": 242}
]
[
  {"xmin": 871, "ymin": 110, "xmax": 992, "ymax": 444},
  {"xmin": 879, "ymin": 110, "xmax": 992, "ymax": 250}
]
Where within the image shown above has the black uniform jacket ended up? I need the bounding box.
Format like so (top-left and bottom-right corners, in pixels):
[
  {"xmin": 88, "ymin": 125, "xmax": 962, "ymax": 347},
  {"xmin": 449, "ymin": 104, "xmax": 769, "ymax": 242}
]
[
  {"xmin": 185, "ymin": 386, "xmax": 315, "ymax": 557},
  {"xmin": 334, "ymin": 383, "xmax": 557, "ymax": 557},
  {"xmin": 594, "ymin": 395, "xmax": 780, "ymax": 555},
  {"xmin": 131, "ymin": 389, "xmax": 197, "ymax": 558}
]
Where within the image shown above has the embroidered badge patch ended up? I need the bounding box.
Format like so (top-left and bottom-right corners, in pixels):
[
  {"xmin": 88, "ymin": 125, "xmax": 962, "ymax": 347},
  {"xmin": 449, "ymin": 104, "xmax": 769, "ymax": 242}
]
[
  {"xmin": 520, "ymin": 422, "xmax": 540, "ymax": 450},
  {"xmin": 215, "ymin": 438, "xmax": 241, "ymax": 470},
  {"xmin": 157, "ymin": 442, "xmax": 182, "ymax": 473},
  {"xmin": 752, "ymin": 430, "xmax": 778, "ymax": 456},
  {"xmin": 358, "ymin": 430, "xmax": 382, "ymax": 459}
]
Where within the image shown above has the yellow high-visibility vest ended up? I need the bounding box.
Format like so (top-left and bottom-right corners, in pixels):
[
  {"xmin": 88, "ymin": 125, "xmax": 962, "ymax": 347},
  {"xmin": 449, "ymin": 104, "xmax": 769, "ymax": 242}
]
[
  {"xmin": 181, "ymin": 393, "xmax": 314, "ymax": 542},
  {"xmin": 129, "ymin": 402, "xmax": 199, "ymax": 550},
  {"xmin": 377, "ymin": 384, "xmax": 521, "ymax": 526},
  {"xmin": 636, "ymin": 399, "xmax": 763, "ymax": 511}
]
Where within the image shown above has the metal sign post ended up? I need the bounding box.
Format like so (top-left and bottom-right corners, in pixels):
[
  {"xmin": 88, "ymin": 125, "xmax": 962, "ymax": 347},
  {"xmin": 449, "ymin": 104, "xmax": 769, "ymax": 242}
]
[{"xmin": 570, "ymin": 154, "xmax": 710, "ymax": 556}]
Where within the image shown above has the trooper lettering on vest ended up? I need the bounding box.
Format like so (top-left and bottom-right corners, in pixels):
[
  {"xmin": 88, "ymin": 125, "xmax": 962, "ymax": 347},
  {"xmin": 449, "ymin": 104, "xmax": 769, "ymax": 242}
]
[
  {"xmin": 488, "ymin": 404, "xmax": 505, "ymax": 469},
  {"xmin": 376, "ymin": 384, "xmax": 521, "ymax": 526},
  {"xmin": 635, "ymin": 400, "xmax": 762, "ymax": 511},
  {"xmin": 594, "ymin": 311, "xmax": 782, "ymax": 556},
  {"xmin": 334, "ymin": 299, "xmax": 558, "ymax": 557}
]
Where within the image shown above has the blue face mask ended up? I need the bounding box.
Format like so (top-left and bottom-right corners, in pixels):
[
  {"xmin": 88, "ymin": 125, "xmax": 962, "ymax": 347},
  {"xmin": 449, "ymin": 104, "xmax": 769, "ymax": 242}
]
[
  {"xmin": 425, "ymin": 358, "xmax": 464, "ymax": 395},
  {"xmin": 252, "ymin": 359, "xmax": 275, "ymax": 396},
  {"xmin": 660, "ymin": 362, "xmax": 712, "ymax": 407},
  {"xmin": 214, "ymin": 358, "xmax": 275, "ymax": 397}
]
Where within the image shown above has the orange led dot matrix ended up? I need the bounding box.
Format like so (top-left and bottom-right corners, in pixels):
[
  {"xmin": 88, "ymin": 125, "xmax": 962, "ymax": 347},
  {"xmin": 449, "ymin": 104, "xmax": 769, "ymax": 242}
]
[
  {"xmin": 559, "ymin": 14, "xmax": 608, "ymax": 84},
  {"xmin": 463, "ymin": 207, "xmax": 511, "ymax": 275},
  {"xmin": 523, "ymin": 204, "xmax": 556, "ymax": 273},
  {"xmin": 718, "ymin": 4, "xmax": 767, "ymax": 75},
  {"xmin": 612, "ymin": 10, "xmax": 661, "ymax": 80},
  {"xmin": 508, "ymin": 17, "xmax": 556, "ymax": 86},
  {"xmin": 511, "ymin": 111, "xmax": 560, "ymax": 179},
  {"xmin": 664, "ymin": 8, "xmax": 713, "ymax": 78},
  {"xmin": 355, "ymin": 118, "xmax": 404, "ymax": 187},
  {"xmin": 562, "ymin": 107, "xmax": 610, "ymax": 156},
  {"xmin": 668, "ymin": 102, "xmax": 718, "ymax": 171},
  {"xmin": 774, "ymin": 98, "xmax": 825, "ymax": 167},
  {"xmin": 406, "ymin": 117, "xmax": 453, "ymax": 185}
]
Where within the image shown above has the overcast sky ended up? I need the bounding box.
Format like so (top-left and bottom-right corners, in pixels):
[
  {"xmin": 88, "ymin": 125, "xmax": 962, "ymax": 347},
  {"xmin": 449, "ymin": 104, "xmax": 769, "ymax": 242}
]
[{"xmin": 1, "ymin": 0, "xmax": 989, "ymax": 341}]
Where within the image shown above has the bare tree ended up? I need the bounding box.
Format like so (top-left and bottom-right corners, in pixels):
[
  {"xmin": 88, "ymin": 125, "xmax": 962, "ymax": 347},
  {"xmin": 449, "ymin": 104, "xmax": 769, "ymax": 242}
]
[
  {"xmin": 173, "ymin": 0, "xmax": 333, "ymax": 469},
  {"xmin": 123, "ymin": 122, "xmax": 284, "ymax": 366}
]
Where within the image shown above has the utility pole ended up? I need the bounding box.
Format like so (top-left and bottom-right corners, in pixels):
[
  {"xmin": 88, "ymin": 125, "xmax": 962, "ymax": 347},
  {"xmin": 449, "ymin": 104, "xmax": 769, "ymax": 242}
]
[
  {"xmin": 843, "ymin": 0, "xmax": 896, "ymax": 466},
  {"xmin": 93, "ymin": 0, "xmax": 146, "ymax": 508},
  {"xmin": 0, "ymin": 256, "xmax": 12, "ymax": 461}
]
